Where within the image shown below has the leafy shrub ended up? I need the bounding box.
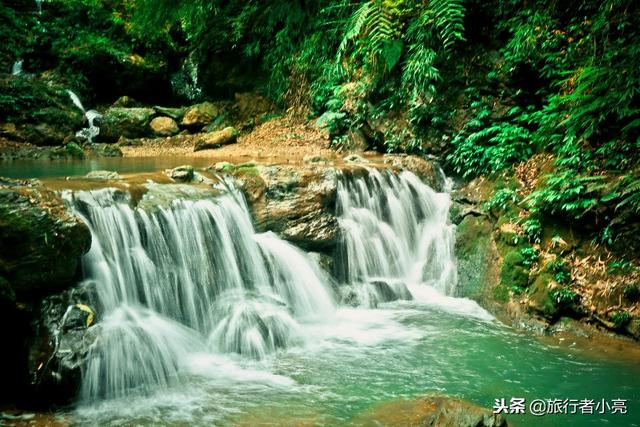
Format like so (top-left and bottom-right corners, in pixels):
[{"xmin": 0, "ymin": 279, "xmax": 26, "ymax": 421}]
[
  {"xmin": 520, "ymin": 247, "xmax": 538, "ymax": 268},
  {"xmin": 611, "ymin": 311, "xmax": 632, "ymax": 330},
  {"xmin": 550, "ymin": 286, "xmax": 578, "ymax": 306}
]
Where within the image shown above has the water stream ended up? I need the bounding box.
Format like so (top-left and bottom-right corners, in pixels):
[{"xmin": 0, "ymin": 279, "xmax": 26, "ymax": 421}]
[{"xmin": 59, "ymin": 170, "xmax": 639, "ymax": 426}]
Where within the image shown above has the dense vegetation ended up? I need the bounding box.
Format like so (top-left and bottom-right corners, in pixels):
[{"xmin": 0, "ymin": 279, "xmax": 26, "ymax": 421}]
[{"xmin": 1, "ymin": 0, "xmax": 638, "ymax": 250}]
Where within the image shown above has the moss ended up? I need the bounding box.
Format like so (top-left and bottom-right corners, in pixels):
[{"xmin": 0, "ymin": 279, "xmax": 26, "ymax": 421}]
[
  {"xmin": 500, "ymin": 250, "xmax": 529, "ymax": 292},
  {"xmin": 65, "ymin": 142, "xmax": 85, "ymax": 159},
  {"xmin": 235, "ymin": 164, "xmax": 259, "ymax": 177},
  {"xmin": 527, "ymin": 273, "xmax": 558, "ymax": 319},
  {"xmin": 492, "ymin": 283, "xmax": 510, "ymax": 302}
]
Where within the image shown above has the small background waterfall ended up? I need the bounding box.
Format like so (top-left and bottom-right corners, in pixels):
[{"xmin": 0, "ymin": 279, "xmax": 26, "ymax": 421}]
[
  {"xmin": 67, "ymin": 90, "xmax": 101, "ymax": 142},
  {"xmin": 334, "ymin": 169, "xmax": 457, "ymax": 307},
  {"xmin": 68, "ymin": 169, "xmax": 459, "ymax": 405}
]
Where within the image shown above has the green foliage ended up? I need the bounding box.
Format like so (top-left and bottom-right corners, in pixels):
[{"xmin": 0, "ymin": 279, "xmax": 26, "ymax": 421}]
[
  {"xmin": 608, "ymin": 259, "xmax": 638, "ymax": 275},
  {"xmin": 520, "ymin": 247, "xmax": 538, "ymax": 268},
  {"xmin": 550, "ymin": 286, "xmax": 578, "ymax": 306},
  {"xmin": 448, "ymin": 100, "xmax": 534, "ymax": 178},
  {"xmin": 547, "ymin": 259, "xmax": 571, "ymax": 284},
  {"xmin": 522, "ymin": 218, "xmax": 542, "ymax": 244},
  {"xmin": 485, "ymin": 188, "xmax": 519, "ymax": 213},
  {"xmin": 611, "ymin": 310, "xmax": 632, "ymax": 330}
]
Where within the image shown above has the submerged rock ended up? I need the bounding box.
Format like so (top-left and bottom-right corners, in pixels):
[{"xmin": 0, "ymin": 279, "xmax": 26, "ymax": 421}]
[
  {"xmin": 85, "ymin": 170, "xmax": 121, "ymax": 180},
  {"xmin": 351, "ymin": 395, "xmax": 508, "ymax": 427},
  {"xmin": 193, "ymin": 126, "xmax": 239, "ymax": 151},
  {"xmin": 150, "ymin": 116, "xmax": 179, "ymax": 136},
  {"xmin": 343, "ymin": 154, "xmax": 369, "ymax": 164}
]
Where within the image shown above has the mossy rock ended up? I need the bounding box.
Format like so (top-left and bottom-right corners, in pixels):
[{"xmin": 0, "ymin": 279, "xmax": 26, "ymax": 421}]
[
  {"xmin": 0, "ymin": 184, "xmax": 92, "ymax": 298},
  {"xmin": 527, "ymin": 273, "xmax": 558, "ymax": 319},
  {"xmin": 500, "ymin": 250, "xmax": 529, "ymax": 292},
  {"xmin": 65, "ymin": 142, "xmax": 85, "ymax": 159}
]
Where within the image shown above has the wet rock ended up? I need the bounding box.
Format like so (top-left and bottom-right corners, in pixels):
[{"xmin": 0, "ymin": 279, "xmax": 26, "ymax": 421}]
[
  {"xmin": 181, "ymin": 102, "xmax": 219, "ymax": 127},
  {"xmin": 384, "ymin": 154, "xmax": 444, "ymax": 191},
  {"xmin": 369, "ymin": 280, "xmax": 413, "ymax": 302},
  {"xmin": 343, "ymin": 154, "xmax": 369, "ymax": 164},
  {"xmin": 28, "ymin": 282, "xmax": 100, "ymax": 404},
  {"xmin": 303, "ymin": 155, "xmax": 331, "ymax": 165},
  {"xmin": 213, "ymin": 161, "xmax": 236, "ymax": 173},
  {"xmin": 351, "ymin": 394, "xmax": 508, "ymax": 427},
  {"xmin": 99, "ymin": 107, "xmax": 156, "ymax": 142},
  {"xmin": 85, "ymin": 170, "xmax": 121, "ymax": 180},
  {"xmin": 150, "ymin": 116, "xmax": 180, "ymax": 136},
  {"xmin": 166, "ymin": 165, "xmax": 195, "ymax": 182},
  {"xmin": 194, "ymin": 126, "xmax": 239, "ymax": 151},
  {"xmin": 0, "ymin": 180, "xmax": 92, "ymax": 297},
  {"xmin": 234, "ymin": 165, "xmax": 339, "ymax": 252}
]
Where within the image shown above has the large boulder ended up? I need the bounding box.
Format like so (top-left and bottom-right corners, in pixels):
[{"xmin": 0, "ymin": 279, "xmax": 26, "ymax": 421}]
[
  {"xmin": 194, "ymin": 126, "xmax": 238, "ymax": 151},
  {"xmin": 181, "ymin": 102, "xmax": 219, "ymax": 127},
  {"xmin": 231, "ymin": 164, "xmax": 339, "ymax": 252},
  {"xmin": 0, "ymin": 180, "xmax": 92, "ymax": 297},
  {"xmin": 150, "ymin": 116, "xmax": 179, "ymax": 136},
  {"xmin": 99, "ymin": 107, "xmax": 156, "ymax": 142}
]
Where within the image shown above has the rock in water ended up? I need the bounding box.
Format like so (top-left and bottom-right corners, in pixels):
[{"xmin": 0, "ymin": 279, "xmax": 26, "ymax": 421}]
[
  {"xmin": 181, "ymin": 102, "xmax": 219, "ymax": 127},
  {"xmin": 150, "ymin": 116, "xmax": 180, "ymax": 136},
  {"xmin": 85, "ymin": 170, "xmax": 121, "ymax": 180},
  {"xmin": 193, "ymin": 127, "xmax": 239, "ymax": 151},
  {"xmin": 166, "ymin": 165, "xmax": 195, "ymax": 182}
]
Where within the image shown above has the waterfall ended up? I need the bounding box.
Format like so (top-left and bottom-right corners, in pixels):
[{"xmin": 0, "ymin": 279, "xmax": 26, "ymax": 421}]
[
  {"xmin": 11, "ymin": 60, "xmax": 23, "ymax": 76},
  {"xmin": 334, "ymin": 169, "xmax": 457, "ymax": 306},
  {"xmin": 67, "ymin": 90, "xmax": 101, "ymax": 143},
  {"xmin": 65, "ymin": 186, "xmax": 335, "ymax": 401}
]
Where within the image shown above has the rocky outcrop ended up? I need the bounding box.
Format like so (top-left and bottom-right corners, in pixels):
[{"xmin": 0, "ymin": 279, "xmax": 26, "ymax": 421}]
[
  {"xmin": 0, "ymin": 180, "xmax": 91, "ymax": 297},
  {"xmin": 99, "ymin": 107, "xmax": 156, "ymax": 143},
  {"xmin": 0, "ymin": 179, "xmax": 92, "ymax": 404},
  {"xmin": 230, "ymin": 163, "xmax": 339, "ymax": 252},
  {"xmin": 28, "ymin": 282, "xmax": 100, "ymax": 404}
]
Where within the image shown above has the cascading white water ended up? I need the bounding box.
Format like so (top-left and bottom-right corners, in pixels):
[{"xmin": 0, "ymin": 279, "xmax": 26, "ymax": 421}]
[
  {"xmin": 11, "ymin": 60, "xmax": 23, "ymax": 76},
  {"xmin": 334, "ymin": 169, "xmax": 457, "ymax": 305},
  {"xmin": 67, "ymin": 90, "xmax": 101, "ymax": 142},
  {"xmin": 66, "ymin": 186, "xmax": 335, "ymax": 401}
]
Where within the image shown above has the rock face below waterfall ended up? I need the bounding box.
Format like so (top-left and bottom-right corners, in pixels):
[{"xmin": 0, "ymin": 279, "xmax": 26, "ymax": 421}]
[{"xmin": 0, "ymin": 179, "xmax": 92, "ymax": 404}]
